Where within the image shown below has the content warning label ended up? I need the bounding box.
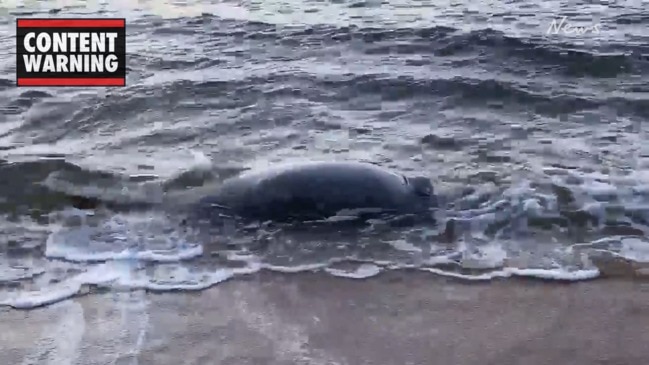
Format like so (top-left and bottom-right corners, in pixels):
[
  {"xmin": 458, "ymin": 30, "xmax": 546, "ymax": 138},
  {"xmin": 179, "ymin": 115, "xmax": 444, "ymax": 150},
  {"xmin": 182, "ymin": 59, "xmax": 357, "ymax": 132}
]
[{"xmin": 16, "ymin": 18, "xmax": 126, "ymax": 87}]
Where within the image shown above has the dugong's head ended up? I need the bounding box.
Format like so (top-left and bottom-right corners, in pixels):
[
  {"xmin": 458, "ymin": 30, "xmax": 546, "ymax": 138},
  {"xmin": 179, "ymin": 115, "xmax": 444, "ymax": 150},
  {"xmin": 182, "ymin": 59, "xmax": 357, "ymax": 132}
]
[{"xmin": 407, "ymin": 176, "xmax": 437, "ymax": 208}]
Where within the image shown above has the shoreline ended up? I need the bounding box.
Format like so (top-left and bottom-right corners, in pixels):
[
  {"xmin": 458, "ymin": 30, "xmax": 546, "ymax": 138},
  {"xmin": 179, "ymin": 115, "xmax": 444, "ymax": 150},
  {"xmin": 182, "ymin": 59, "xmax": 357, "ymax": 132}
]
[
  {"xmin": 3, "ymin": 270, "xmax": 649, "ymax": 364},
  {"xmin": 4, "ymin": 255, "xmax": 648, "ymax": 312}
]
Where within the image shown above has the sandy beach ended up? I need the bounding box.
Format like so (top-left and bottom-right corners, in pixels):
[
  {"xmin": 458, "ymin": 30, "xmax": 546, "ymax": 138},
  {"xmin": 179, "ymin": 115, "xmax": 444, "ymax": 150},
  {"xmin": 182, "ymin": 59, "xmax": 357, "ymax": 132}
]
[{"xmin": 2, "ymin": 271, "xmax": 649, "ymax": 365}]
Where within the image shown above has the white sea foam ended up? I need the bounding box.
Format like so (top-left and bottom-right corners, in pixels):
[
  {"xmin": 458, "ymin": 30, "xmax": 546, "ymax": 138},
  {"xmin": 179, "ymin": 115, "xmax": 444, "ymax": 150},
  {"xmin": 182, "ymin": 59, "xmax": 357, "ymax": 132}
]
[
  {"xmin": 0, "ymin": 264, "xmax": 119, "ymax": 309},
  {"xmin": 0, "ymin": 261, "xmax": 261, "ymax": 309},
  {"xmin": 0, "ymin": 262, "xmax": 45, "ymax": 281},
  {"xmin": 45, "ymin": 211, "xmax": 203, "ymax": 263},
  {"xmin": 615, "ymin": 237, "xmax": 649, "ymax": 263},
  {"xmin": 260, "ymin": 262, "xmax": 331, "ymax": 273},
  {"xmin": 325, "ymin": 263, "xmax": 382, "ymax": 279},
  {"xmin": 387, "ymin": 239, "xmax": 423, "ymax": 252},
  {"xmin": 0, "ymin": 245, "xmax": 605, "ymax": 310},
  {"xmin": 45, "ymin": 237, "xmax": 203, "ymax": 263},
  {"xmin": 458, "ymin": 243, "xmax": 508, "ymax": 270},
  {"xmin": 419, "ymin": 266, "xmax": 600, "ymax": 281}
]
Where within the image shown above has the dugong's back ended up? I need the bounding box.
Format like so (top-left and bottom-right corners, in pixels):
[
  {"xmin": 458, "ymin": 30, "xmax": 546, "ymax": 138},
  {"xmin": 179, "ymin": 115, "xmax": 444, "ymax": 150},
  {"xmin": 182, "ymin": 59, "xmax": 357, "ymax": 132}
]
[{"xmin": 194, "ymin": 162, "xmax": 431, "ymax": 222}]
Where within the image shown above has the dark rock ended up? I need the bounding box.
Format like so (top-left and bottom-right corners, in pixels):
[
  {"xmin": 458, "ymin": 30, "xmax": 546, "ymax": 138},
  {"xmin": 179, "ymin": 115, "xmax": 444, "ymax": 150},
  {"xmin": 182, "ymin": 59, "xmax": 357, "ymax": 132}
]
[
  {"xmin": 528, "ymin": 215, "xmax": 570, "ymax": 229},
  {"xmin": 552, "ymin": 184, "xmax": 576, "ymax": 206},
  {"xmin": 600, "ymin": 224, "xmax": 645, "ymax": 236},
  {"xmin": 351, "ymin": 127, "xmax": 373, "ymax": 135},
  {"xmin": 421, "ymin": 134, "xmax": 461, "ymax": 150},
  {"xmin": 560, "ymin": 209, "xmax": 597, "ymax": 227}
]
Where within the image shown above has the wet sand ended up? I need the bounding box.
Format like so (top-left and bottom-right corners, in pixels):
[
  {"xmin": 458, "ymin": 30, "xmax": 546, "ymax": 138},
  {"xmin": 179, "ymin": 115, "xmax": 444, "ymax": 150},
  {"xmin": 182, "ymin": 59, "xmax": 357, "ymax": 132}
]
[{"xmin": 2, "ymin": 271, "xmax": 649, "ymax": 365}]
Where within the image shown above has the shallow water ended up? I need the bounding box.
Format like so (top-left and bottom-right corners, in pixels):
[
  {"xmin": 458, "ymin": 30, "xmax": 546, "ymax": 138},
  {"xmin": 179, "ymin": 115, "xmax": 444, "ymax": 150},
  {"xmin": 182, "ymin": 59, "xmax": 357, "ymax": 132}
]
[{"xmin": 1, "ymin": 0, "xmax": 649, "ymax": 309}]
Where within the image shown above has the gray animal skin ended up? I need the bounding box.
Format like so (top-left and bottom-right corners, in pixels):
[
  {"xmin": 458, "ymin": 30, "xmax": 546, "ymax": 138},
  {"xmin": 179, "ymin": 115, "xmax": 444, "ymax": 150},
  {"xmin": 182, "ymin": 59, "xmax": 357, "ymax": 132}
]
[{"xmin": 188, "ymin": 161, "xmax": 436, "ymax": 224}]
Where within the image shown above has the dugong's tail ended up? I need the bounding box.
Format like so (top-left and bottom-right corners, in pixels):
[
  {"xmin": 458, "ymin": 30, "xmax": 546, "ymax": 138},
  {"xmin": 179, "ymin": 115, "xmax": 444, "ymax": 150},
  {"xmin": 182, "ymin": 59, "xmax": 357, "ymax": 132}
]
[{"xmin": 64, "ymin": 181, "xmax": 221, "ymax": 214}]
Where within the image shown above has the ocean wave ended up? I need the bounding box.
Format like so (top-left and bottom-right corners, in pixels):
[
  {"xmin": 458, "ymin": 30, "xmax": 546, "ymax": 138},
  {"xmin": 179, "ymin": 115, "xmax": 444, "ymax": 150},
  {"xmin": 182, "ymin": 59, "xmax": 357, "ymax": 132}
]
[{"xmin": 1, "ymin": 2, "xmax": 649, "ymax": 310}]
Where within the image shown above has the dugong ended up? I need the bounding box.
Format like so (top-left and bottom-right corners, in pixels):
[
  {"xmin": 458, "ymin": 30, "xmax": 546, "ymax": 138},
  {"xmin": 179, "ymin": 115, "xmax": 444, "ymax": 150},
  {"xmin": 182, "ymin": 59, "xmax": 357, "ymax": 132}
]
[{"xmin": 188, "ymin": 161, "xmax": 436, "ymax": 224}]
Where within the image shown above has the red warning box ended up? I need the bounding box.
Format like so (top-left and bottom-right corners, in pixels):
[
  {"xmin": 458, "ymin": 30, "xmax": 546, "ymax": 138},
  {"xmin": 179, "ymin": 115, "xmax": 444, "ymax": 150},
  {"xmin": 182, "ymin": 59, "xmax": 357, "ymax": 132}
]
[{"xmin": 16, "ymin": 18, "xmax": 126, "ymax": 87}]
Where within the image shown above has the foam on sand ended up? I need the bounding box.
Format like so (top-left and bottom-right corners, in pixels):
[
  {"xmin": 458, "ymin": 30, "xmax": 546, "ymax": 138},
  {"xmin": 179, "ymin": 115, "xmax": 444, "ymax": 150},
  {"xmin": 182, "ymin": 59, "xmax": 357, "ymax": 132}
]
[{"xmin": 0, "ymin": 262, "xmax": 260, "ymax": 309}]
